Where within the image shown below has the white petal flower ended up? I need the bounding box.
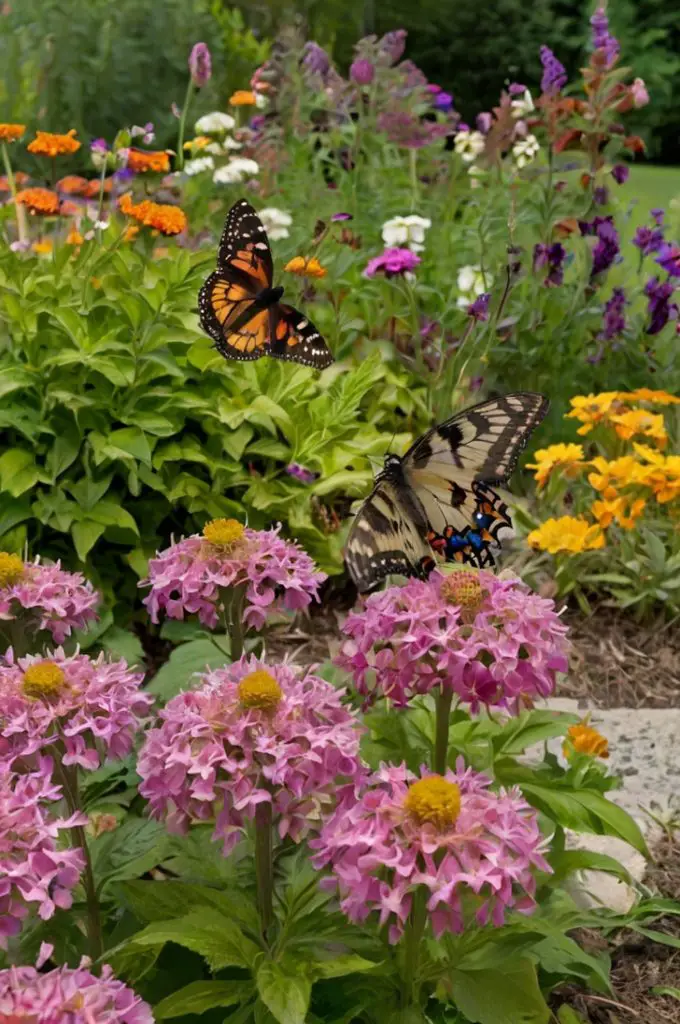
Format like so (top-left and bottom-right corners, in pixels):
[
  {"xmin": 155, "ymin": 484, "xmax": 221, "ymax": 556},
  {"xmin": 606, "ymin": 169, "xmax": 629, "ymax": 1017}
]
[
  {"xmin": 454, "ymin": 129, "xmax": 486, "ymax": 164},
  {"xmin": 255, "ymin": 93, "xmax": 268, "ymax": 109},
  {"xmin": 512, "ymin": 133, "xmax": 540, "ymax": 169},
  {"xmin": 195, "ymin": 112, "xmax": 236, "ymax": 134},
  {"xmin": 511, "ymin": 89, "xmax": 535, "ymax": 119},
  {"xmin": 222, "ymin": 136, "xmax": 243, "ymax": 150},
  {"xmin": 381, "ymin": 214, "xmax": 432, "ymax": 252},
  {"xmin": 456, "ymin": 264, "xmax": 489, "ymax": 308},
  {"xmin": 258, "ymin": 207, "xmax": 292, "ymax": 240},
  {"xmin": 184, "ymin": 156, "xmax": 215, "ymax": 176},
  {"xmin": 212, "ymin": 158, "xmax": 260, "ymax": 185}
]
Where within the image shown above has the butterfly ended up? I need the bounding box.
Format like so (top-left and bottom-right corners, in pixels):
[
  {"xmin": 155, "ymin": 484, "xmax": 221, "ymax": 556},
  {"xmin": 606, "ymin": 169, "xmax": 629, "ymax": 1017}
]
[
  {"xmin": 198, "ymin": 199, "xmax": 334, "ymax": 369},
  {"xmin": 345, "ymin": 392, "xmax": 549, "ymax": 592}
]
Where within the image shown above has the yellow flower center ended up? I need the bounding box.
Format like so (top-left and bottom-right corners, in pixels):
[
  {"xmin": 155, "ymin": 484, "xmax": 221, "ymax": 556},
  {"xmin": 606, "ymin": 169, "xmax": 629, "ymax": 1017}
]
[
  {"xmin": 404, "ymin": 776, "xmax": 461, "ymax": 829},
  {"xmin": 440, "ymin": 571, "xmax": 485, "ymax": 621},
  {"xmin": 238, "ymin": 670, "xmax": 283, "ymax": 710},
  {"xmin": 22, "ymin": 662, "xmax": 66, "ymax": 699},
  {"xmin": 0, "ymin": 552, "xmax": 24, "ymax": 588},
  {"xmin": 202, "ymin": 518, "xmax": 245, "ymax": 549}
]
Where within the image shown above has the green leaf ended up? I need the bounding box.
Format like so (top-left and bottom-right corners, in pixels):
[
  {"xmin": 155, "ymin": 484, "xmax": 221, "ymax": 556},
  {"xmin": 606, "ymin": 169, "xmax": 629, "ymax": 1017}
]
[
  {"xmin": 147, "ymin": 638, "xmax": 229, "ymax": 701},
  {"xmin": 118, "ymin": 878, "xmax": 258, "ymax": 933},
  {"xmin": 0, "ymin": 496, "xmax": 31, "ymax": 538},
  {"xmin": 557, "ymin": 1007, "xmax": 589, "ymax": 1024},
  {"xmin": 310, "ymin": 954, "xmax": 380, "ymax": 979},
  {"xmin": 46, "ymin": 430, "xmax": 81, "ymax": 482},
  {"xmin": 0, "ymin": 448, "xmax": 40, "ymax": 496},
  {"xmin": 650, "ymin": 986, "xmax": 680, "ymax": 1000},
  {"xmin": 87, "ymin": 500, "xmax": 139, "ymax": 535},
  {"xmin": 631, "ymin": 926, "xmax": 680, "ymax": 950},
  {"xmin": 154, "ymin": 980, "xmax": 253, "ymax": 1019},
  {"xmin": 256, "ymin": 962, "xmax": 311, "ymax": 1024},
  {"xmin": 492, "ymin": 710, "xmax": 579, "ymax": 756},
  {"xmin": 451, "ymin": 960, "xmax": 550, "ymax": 1024},
  {"xmin": 97, "ymin": 626, "xmax": 145, "ymax": 667},
  {"xmin": 91, "ymin": 818, "xmax": 168, "ymax": 894},
  {"xmin": 0, "ymin": 366, "xmax": 35, "ymax": 399},
  {"xmin": 548, "ymin": 849, "xmax": 632, "ymax": 887},
  {"xmin": 71, "ymin": 519, "xmax": 106, "ymax": 560},
  {"xmin": 103, "ymin": 427, "xmax": 153, "ymax": 467},
  {"xmin": 131, "ymin": 909, "xmax": 261, "ymax": 970},
  {"xmin": 68, "ymin": 475, "xmax": 113, "ymax": 512}
]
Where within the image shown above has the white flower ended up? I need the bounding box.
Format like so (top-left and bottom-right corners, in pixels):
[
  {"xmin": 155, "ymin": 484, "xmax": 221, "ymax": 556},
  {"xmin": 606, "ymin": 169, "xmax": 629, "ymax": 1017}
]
[
  {"xmin": 454, "ymin": 129, "xmax": 486, "ymax": 164},
  {"xmin": 195, "ymin": 112, "xmax": 236, "ymax": 135},
  {"xmin": 511, "ymin": 89, "xmax": 534, "ymax": 119},
  {"xmin": 258, "ymin": 207, "xmax": 292, "ymax": 240},
  {"xmin": 468, "ymin": 165, "xmax": 487, "ymax": 190},
  {"xmin": 184, "ymin": 156, "xmax": 215, "ymax": 176},
  {"xmin": 456, "ymin": 264, "xmax": 489, "ymax": 308},
  {"xmin": 222, "ymin": 136, "xmax": 243, "ymax": 150},
  {"xmin": 512, "ymin": 133, "xmax": 540, "ymax": 169},
  {"xmin": 94, "ymin": 219, "xmax": 110, "ymax": 230},
  {"xmin": 255, "ymin": 93, "xmax": 268, "ymax": 109},
  {"xmin": 381, "ymin": 214, "xmax": 432, "ymax": 252},
  {"xmin": 212, "ymin": 158, "xmax": 260, "ymax": 185}
]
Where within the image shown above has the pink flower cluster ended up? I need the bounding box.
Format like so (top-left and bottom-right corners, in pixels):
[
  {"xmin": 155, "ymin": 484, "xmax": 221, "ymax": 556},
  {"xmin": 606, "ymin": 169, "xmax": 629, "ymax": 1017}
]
[
  {"xmin": 0, "ymin": 649, "xmax": 152, "ymax": 771},
  {"xmin": 311, "ymin": 761, "xmax": 550, "ymax": 943},
  {"xmin": 0, "ymin": 960, "xmax": 153, "ymax": 1023},
  {"xmin": 0, "ymin": 760, "xmax": 86, "ymax": 947},
  {"xmin": 336, "ymin": 571, "xmax": 569, "ymax": 712},
  {"xmin": 138, "ymin": 656, "xmax": 363, "ymax": 853},
  {"xmin": 364, "ymin": 247, "xmax": 421, "ymax": 279},
  {"xmin": 142, "ymin": 525, "xmax": 326, "ymax": 630},
  {"xmin": 0, "ymin": 557, "xmax": 99, "ymax": 644}
]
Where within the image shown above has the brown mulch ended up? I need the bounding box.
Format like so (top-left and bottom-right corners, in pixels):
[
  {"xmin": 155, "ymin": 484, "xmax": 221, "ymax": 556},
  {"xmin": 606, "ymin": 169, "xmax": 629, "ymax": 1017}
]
[{"xmin": 555, "ymin": 836, "xmax": 680, "ymax": 1024}]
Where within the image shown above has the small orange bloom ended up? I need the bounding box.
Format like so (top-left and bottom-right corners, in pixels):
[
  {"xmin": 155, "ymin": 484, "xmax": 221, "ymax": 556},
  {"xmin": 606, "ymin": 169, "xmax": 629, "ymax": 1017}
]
[
  {"xmin": 84, "ymin": 177, "xmax": 113, "ymax": 198},
  {"xmin": 230, "ymin": 90, "xmax": 257, "ymax": 106},
  {"xmin": 59, "ymin": 199, "xmax": 79, "ymax": 217},
  {"xmin": 126, "ymin": 148, "xmax": 171, "ymax": 173},
  {"xmin": 31, "ymin": 240, "xmax": 53, "ymax": 256},
  {"xmin": 66, "ymin": 226, "xmax": 84, "ymax": 245},
  {"xmin": 0, "ymin": 123, "xmax": 26, "ymax": 143},
  {"xmin": 284, "ymin": 256, "xmax": 327, "ymax": 279},
  {"xmin": 123, "ymin": 224, "xmax": 140, "ymax": 242},
  {"xmin": 27, "ymin": 129, "xmax": 80, "ymax": 157},
  {"xmin": 564, "ymin": 721, "xmax": 609, "ymax": 759},
  {"xmin": 57, "ymin": 175, "xmax": 89, "ymax": 195},
  {"xmin": 15, "ymin": 187, "xmax": 60, "ymax": 215},
  {"xmin": 141, "ymin": 203, "xmax": 187, "ymax": 236}
]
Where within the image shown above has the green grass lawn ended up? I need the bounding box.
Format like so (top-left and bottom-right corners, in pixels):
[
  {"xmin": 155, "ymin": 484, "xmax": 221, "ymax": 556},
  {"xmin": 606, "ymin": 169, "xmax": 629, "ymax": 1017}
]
[{"xmin": 621, "ymin": 164, "xmax": 680, "ymax": 231}]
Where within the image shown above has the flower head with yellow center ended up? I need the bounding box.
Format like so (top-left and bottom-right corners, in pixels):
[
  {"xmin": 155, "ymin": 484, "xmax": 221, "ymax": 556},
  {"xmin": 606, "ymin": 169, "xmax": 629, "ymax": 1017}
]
[
  {"xmin": 526, "ymin": 443, "xmax": 585, "ymax": 488},
  {"xmin": 202, "ymin": 518, "xmax": 245, "ymax": 549},
  {"xmin": 564, "ymin": 720, "xmax": 609, "ymax": 759},
  {"xmin": 566, "ymin": 392, "xmax": 620, "ymax": 435},
  {"xmin": 587, "ymin": 455, "xmax": 641, "ymax": 499},
  {"xmin": 238, "ymin": 669, "xmax": 283, "ymax": 710},
  {"xmin": 633, "ymin": 444, "xmax": 680, "ymax": 503},
  {"xmin": 621, "ymin": 388, "xmax": 680, "ymax": 406},
  {"xmin": 439, "ymin": 569, "xmax": 486, "ymax": 623},
  {"xmin": 0, "ymin": 553, "xmax": 24, "ymax": 589},
  {"xmin": 404, "ymin": 775, "xmax": 461, "ymax": 830},
  {"xmin": 27, "ymin": 129, "xmax": 80, "ymax": 157},
  {"xmin": 284, "ymin": 256, "xmax": 327, "ymax": 279},
  {"xmin": 527, "ymin": 516, "xmax": 605, "ymax": 554},
  {"xmin": 22, "ymin": 662, "xmax": 66, "ymax": 700},
  {"xmin": 0, "ymin": 123, "xmax": 26, "ymax": 143},
  {"xmin": 609, "ymin": 408, "xmax": 668, "ymax": 448}
]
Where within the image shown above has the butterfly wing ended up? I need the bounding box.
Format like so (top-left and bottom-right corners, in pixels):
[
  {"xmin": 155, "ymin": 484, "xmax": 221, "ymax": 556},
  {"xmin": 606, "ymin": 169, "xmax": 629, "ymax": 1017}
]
[
  {"xmin": 268, "ymin": 302, "xmax": 334, "ymax": 370},
  {"xmin": 345, "ymin": 476, "xmax": 434, "ymax": 592}
]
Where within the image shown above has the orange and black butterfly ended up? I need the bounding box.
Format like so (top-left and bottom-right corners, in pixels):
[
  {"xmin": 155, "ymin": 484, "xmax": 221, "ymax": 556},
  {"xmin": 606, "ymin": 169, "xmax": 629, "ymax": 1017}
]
[{"xmin": 198, "ymin": 199, "xmax": 333, "ymax": 369}]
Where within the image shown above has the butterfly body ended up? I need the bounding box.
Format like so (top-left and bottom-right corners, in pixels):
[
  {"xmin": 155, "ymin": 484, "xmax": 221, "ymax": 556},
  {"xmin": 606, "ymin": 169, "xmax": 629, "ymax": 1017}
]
[
  {"xmin": 198, "ymin": 200, "xmax": 333, "ymax": 369},
  {"xmin": 345, "ymin": 392, "xmax": 549, "ymax": 592}
]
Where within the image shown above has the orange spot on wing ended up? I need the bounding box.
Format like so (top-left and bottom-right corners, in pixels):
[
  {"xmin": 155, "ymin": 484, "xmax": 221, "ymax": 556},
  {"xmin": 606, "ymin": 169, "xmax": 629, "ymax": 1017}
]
[{"xmin": 234, "ymin": 250, "xmax": 269, "ymax": 288}]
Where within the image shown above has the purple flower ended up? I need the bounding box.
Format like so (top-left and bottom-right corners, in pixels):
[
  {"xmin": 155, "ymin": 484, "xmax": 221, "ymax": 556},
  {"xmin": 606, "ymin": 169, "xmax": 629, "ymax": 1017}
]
[
  {"xmin": 540, "ymin": 45, "xmax": 567, "ymax": 95},
  {"xmin": 331, "ymin": 211, "xmax": 352, "ymax": 222},
  {"xmin": 580, "ymin": 215, "xmax": 619, "ymax": 277},
  {"xmin": 364, "ymin": 247, "xmax": 421, "ymax": 278},
  {"xmin": 433, "ymin": 90, "xmax": 454, "ymax": 112},
  {"xmin": 476, "ymin": 112, "xmax": 493, "ymax": 134},
  {"xmin": 590, "ymin": 7, "xmax": 619, "ymax": 68},
  {"xmin": 467, "ymin": 292, "xmax": 491, "ymax": 321},
  {"xmin": 656, "ymin": 242, "xmax": 680, "ymax": 278},
  {"xmin": 377, "ymin": 29, "xmax": 407, "ymax": 66},
  {"xmin": 651, "ymin": 208, "xmax": 665, "ymax": 226},
  {"xmin": 113, "ymin": 166, "xmax": 135, "ymax": 186},
  {"xmin": 350, "ymin": 58, "xmax": 374, "ymax": 85},
  {"xmin": 286, "ymin": 462, "xmax": 319, "ymax": 484},
  {"xmin": 593, "ymin": 186, "xmax": 609, "ymax": 206},
  {"xmin": 508, "ymin": 82, "xmax": 527, "ymax": 95},
  {"xmin": 303, "ymin": 41, "xmax": 330, "ymax": 78},
  {"xmin": 533, "ymin": 242, "xmax": 566, "ymax": 287},
  {"xmin": 633, "ymin": 224, "xmax": 664, "ymax": 256},
  {"xmin": 131, "ymin": 122, "xmax": 154, "ymax": 145},
  {"xmin": 90, "ymin": 138, "xmax": 109, "ymax": 154},
  {"xmin": 598, "ymin": 287, "xmax": 627, "ymax": 340},
  {"xmin": 378, "ymin": 111, "xmax": 451, "ymax": 149},
  {"xmin": 189, "ymin": 42, "xmax": 212, "ymax": 88},
  {"xmin": 644, "ymin": 277, "xmax": 678, "ymax": 335},
  {"xmin": 611, "ymin": 163, "xmax": 629, "ymax": 185}
]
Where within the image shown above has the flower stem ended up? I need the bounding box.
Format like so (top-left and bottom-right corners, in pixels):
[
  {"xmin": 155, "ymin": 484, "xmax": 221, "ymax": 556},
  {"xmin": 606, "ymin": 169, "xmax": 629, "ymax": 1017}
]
[
  {"xmin": 1, "ymin": 141, "xmax": 27, "ymax": 244},
  {"xmin": 176, "ymin": 78, "xmax": 195, "ymax": 172},
  {"xmin": 255, "ymin": 799, "xmax": 274, "ymax": 940},
  {"xmin": 227, "ymin": 584, "xmax": 247, "ymax": 661},
  {"xmin": 409, "ymin": 148, "xmax": 418, "ymax": 210},
  {"xmin": 434, "ymin": 685, "xmax": 453, "ymax": 775},
  {"xmin": 400, "ymin": 886, "xmax": 427, "ymax": 1008},
  {"xmin": 94, "ymin": 159, "xmax": 108, "ymax": 238}
]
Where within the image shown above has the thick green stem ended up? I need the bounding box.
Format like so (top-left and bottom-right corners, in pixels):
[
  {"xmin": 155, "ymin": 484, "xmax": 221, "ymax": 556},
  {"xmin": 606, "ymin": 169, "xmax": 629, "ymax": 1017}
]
[
  {"xmin": 255, "ymin": 799, "xmax": 274, "ymax": 940},
  {"xmin": 400, "ymin": 886, "xmax": 427, "ymax": 1008},
  {"xmin": 175, "ymin": 78, "xmax": 195, "ymax": 172},
  {"xmin": 228, "ymin": 584, "xmax": 247, "ymax": 661},
  {"xmin": 434, "ymin": 686, "xmax": 453, "ymax": 775},
  {"xmin": 2, "ymin": 141, "xmax": 27, "ymax": 244}
]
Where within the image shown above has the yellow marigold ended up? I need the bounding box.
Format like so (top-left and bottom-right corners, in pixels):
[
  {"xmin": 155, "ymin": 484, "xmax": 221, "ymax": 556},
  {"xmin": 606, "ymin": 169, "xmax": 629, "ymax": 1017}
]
[
  {"xmin": 56, "ymin": 175, "xmax": 89, "ymax": 195},
  {"xmin": 184, "ymin": 135, "xmax": 211, "ymax": 151},
  {"xmin": 126, "ymin": 148, "xmax": 171, "ymax": 173},
  {"xmin": 404, "ymin": 776, "xmax": 461, "ymax": 830},
  {"xmin": 587, "ymin": 455, "xmax": 641, "ymax": 499},
  {"xmin": 526, "ymin": 443, "xmax": 585, "ymax": 488},
  {"xmin": 566, "ymin": 392, "xmax": 620, "ymax": 435},
  {"xmin": 32, "ymin": 240, "xmax": 53, "ymax": 255},
  {"xmin": 564, "ymin": 721, "xmax": 609, "ymax": 759},
  {"xmin": 609, "ymin": 409, "xmax": 668, "ymax": 448},
  {"xmin": 633, "ymin": 445, "xmax": 680, "ymax": 503},
  {"xmin": 230, "ymin": 90, "xmax": 257, "ymax": 106},
  {"xmin": 0, "ymin": 123, "xmax": 26, "ymax": 143},
  {"xmin": 527, "ymin": 516, "xmax": 605, "ymax": 554},
  {"xmin": 284, "ymin": 255, "xmax": 327, "ymax": 279},
  {"xmin": 592, "ymin": 496, "xmax": 646, "ymax": 530},
  {"xmin": 66, "ymin": 226, "xmax": 84, "ymax": 245},
  {"xmin": 27, "ymin": 128, "xmax": 80, "ymax": 157},
  {"xmin": 621, "ymin": 388, "xmax": 680, "ymax": 406},
  {"xmin": 15, "ymin": 187, "xmax": 60, "ymax": 215}
]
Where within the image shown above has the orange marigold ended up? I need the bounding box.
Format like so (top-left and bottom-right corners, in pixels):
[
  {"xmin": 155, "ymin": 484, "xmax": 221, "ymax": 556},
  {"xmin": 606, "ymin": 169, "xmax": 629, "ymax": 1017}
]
[
  {"xmin": 230, "ymin": 90, "xmax": 257, "ymax": 106},
  {"xmin": 284, "ymin": 256, "xmax": 327, "ymax": 279},
  {"xmin": 66, "ymin": 227, "xmax": 84, "ymax": 245},
  {"xmin": 59, "ymin": 199, "xmax": 79, "ymax": 217},
  {"xmin": 123, "ymin": 224, "xmax": 140, "ymax": 242},
  {"xmin": 32, "ymin": 240, "xmax": 53, "ymax": 255},
  {"xmin": 57, "ymin": 175, "xmax": 89, "ymax": 195},
  {"xmin": 0, "ymin": 123, "xmax": 26, "ymax": 143},
  {"xmin": 84, "ymin": 177, "xmax": 112, "ymax": 198},
  {"xmin": 15, "ymin": 187, "xmax": 60, "ymax": 215},
  {"xmin": 27, "ymin": 129, "xmax": 80, "ymax": 157},
  {"xmin": 126, "ymin": 148, "xmax": 171, "ymax": 173},
  {"xmin": 141, "ymin": 203, "xmax": 187, "ymax": 236},
  {"xmin": 564, "ymin": 721, "xmax": 609, "ymax": 759}
]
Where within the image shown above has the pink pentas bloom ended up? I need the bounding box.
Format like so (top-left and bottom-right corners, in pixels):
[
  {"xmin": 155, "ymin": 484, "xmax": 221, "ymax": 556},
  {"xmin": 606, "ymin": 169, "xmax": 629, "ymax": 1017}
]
[
  {"xmin": 336, "ymin": 570, "xmax": 569, "ymax": 713},
  {"xmin": 137, "ymin": 655, "xmax": 363, "ymax": 853},
  {"xmin": 0, "ymin": 760, "xmax": 86, "ymax": 946},
  {"xmin": 0, "ymin": 553, "xmax": 99, "ymax": 645},
  {"xmin": 311, "ymin": 760, "xmax": 550, "ymax": 943},
  {"xmin": 142, "ymin": 519, "xmax": 326, "ymax": 630},
  {"xmin": 0, "ymin": 960, "xmax": 154, "ymax": 1023},
  {"xmin": 189, "ymin": 42, "xmax": 211, "ymax": 87},
  {"xmin": 0, "ymin": 648, "xmax": 151, "ymax": 771},
  {"xmin": 364, "ymin": 247, "xmax": 421, "ymax": 279}
]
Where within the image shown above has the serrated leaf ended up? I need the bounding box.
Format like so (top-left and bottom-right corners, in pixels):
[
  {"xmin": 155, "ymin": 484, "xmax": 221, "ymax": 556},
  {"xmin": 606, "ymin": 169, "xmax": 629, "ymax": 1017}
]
[
  {"xmin": 451, "ymin": 960, "xmax": 549, "ymax": 1024},
  {"xmin": 256, "ymin": 962, "xmax": 311, "ymax": 1024},
  {"xmin": 91, "ymin": 818, "xmax": 168, "ymax": 894},
  {"xmin": 147, "ymin": 638, "xmax": 229, "ymax": 701},
  {"xmin": 310, "ymin": 954, "xmax": 380, "ymax": 979},
  {"xmin": 131, "ymin": 909, "xmax": 261, "ymax": 969},
  {"xmin": 154, "ymin": 980, "xmax": 253, "ymax": 1019}
]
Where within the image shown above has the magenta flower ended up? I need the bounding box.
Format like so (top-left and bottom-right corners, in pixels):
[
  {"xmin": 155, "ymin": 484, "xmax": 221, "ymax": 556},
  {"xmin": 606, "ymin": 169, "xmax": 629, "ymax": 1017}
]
[
  {"xmin": 364, "ymin": 247, "xmax": 421, "ymax": 279},
  {"xmin": 0, "ymin": 960, "xmax": 153, "ymax": 1023},
  {"xmin": 331, "ymin": 211, "xmax": 352, "ymax": 222},
  {"xmin": 633, "ymin": 224, "xmax": 664, "ymax": 256},
  {"xmin": 656, "ymin": 242, "xmax": 680, "ymax": 278},
  {"xmin": 336, "ymin": 570, "xmax": 569, "ymax": 713},
  {"xmin": 598, "ymin": 287, "xmax": 627, "ymax": 341},
  {"xmin": 0, "ymin": 554, "xmax": 99, "ymax": 646},
  {"xmin": 0, "ymin": 760, "xmax": 86, "ymax": 945},
  {"xmin": 350, "ymin": 58, "xmax": 375, "ymax": 86},
  {"xmin": 476, "ymin": 111, "xmax": 493, "ymax": 134},
  {"xmin": 142, "ymin": 519, "xmax": 326, "ymax": 631},
  {"xmin": 644, "ymin": 277, "xmax": 678, "ymax": 335},
  {"xmin": 189, "ymin": 42, "xmax": 212, "ymax": 87},
  {"xmin": 138, "ymin": 656, "xmax": 363, "ymax": 853},
  {"xmin": 0, "ymin": 648, "xmax": 151, "ymax": 772},
  {"xmin": 311, "ymin": 760, "xmax": 550, "ymax": 943},
  {"xmin": 533, "ymin": 242, "xmax": 566, "ymax": 287},
  {"xmin": 631, "ymin": 77, "xmax": 649, "ymax": 108},
  {"xmin": 285, "ymin": 462, "xmax": 319, "ymax": 484},
  {"xmin": 467, "ymin": 293, "xmax": 491, "ymax": 321},
  {"xmin": 377, "ymin": 29, "xmax": 407, "ymax": 66}
]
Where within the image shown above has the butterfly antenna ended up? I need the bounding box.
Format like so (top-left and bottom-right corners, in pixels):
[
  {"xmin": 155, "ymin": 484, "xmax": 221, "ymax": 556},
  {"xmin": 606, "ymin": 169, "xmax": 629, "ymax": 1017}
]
[{"xmin": 384, "ymin": 426, "xmax": 399, "ymax": 457}]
